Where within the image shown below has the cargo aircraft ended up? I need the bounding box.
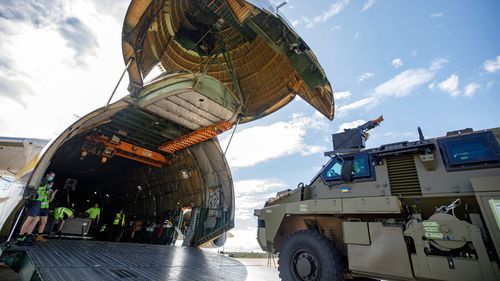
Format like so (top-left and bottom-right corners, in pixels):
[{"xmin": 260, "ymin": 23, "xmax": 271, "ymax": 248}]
[{"xmin": 0, "ymin": 2, "xmax": 334, "ymax": 278}]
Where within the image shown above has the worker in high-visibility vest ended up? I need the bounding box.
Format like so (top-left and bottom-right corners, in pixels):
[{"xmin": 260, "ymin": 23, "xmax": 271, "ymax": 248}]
[
  {"xmin": 51, "ymin": 205, "xmax": 74, "ymax": 235},
  {"xmin": 85, "ymin": 203, "xmax": 101, "ymax": 224},
  {"xmin": 16, "ymin": 172, "xmax": 57, "ymax": 245},
  {"xmin": 85, "ymin": 203, "xmax": 101, "ymax": 237},
  {"xmin": 109, "ymin": 209, "xmax": 125, "ymax": 242}
]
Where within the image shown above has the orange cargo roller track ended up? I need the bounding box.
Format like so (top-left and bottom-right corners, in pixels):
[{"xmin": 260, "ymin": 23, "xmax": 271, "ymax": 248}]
[{"xmin": 158, "ymin": 121, "xmax": 233, "ymax": 154}]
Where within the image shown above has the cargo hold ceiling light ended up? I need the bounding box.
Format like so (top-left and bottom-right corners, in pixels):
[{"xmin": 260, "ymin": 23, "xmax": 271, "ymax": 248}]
[
  {"xmin": 80, "ymin": 150, "xmax": 88, "ymax": 160},
  {"xmin": 180, "ymin": 169, "xmax": 190, "ymax": 179}
]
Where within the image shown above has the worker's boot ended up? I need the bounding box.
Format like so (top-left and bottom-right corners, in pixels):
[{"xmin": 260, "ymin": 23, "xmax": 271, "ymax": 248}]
[
  {"xmin": 35, "ymin": 234, "xmax": 48, "ymax": 242},
  {"xmin": 19, "ymin": 234, "xmax": 35, "ymax": 246},
  {"xmin": 15, "ymin": 234, "xmax": 26, "ymax": 245}
]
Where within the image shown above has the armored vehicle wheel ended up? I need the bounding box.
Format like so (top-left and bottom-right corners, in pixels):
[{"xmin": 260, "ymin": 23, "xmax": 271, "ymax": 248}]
[{"xmin": 278, "ymin": 230, "xmax": 344, "ymax": 281}]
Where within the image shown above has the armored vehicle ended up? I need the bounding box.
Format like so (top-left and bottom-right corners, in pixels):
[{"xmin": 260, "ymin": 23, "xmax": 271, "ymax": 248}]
[{"xmin": 255, "ymin": 117, "xmax": 500, "ymax": 281}]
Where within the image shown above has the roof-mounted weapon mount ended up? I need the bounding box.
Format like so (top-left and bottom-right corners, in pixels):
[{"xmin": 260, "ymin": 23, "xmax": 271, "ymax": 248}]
[{"xmin": 325, "ymin": 115, "xmax": 384, "ymax": 156}]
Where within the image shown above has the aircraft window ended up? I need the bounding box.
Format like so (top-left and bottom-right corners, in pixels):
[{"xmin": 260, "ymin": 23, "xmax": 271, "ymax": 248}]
[
  {"xmin": 321, "ymin": 153, "xmax": 371, "ymax": 181},
  {"xmin": 439, "ymin": 131, "xmax": 500, "ymax": 170}
]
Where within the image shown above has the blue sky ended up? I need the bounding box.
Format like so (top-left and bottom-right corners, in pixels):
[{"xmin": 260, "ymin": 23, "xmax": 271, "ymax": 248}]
[
  {"xmin": 221, "ymin": 0, "xmax": 500, "ymax": 251},
  {"xmin": 0, "ymin": 0, "xmax": 499, "ymax": 252}
]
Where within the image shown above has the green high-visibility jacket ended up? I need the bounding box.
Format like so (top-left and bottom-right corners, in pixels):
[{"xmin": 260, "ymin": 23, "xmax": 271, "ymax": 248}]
[
  {"xmin": 86, "ymin": 207, "xmax": 101, "ymax": 220},
  {"xmin": 113, "ymin": 213, "xmax": 125, "ymax": 226},
  {"xmin": 34, "ymin": 184, "xmax": 52, "ymax": 209},
  {"xmin": 54, "ymin": 207, "xmax": 73, "ymax": 220}
]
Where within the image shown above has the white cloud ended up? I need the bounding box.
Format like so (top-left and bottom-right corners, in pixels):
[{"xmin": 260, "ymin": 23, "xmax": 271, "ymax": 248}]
[
  {"xmin": 428, "ymin": 82, "xmax": 435, "ymax": 90},
  {"xmin": 234, "ymin": 179, "xmax": 287, "ymax": 202},
  {"xmin": 224, "ymin": 178, "xmax": 288, "ymax": 252},
  {"xmin": 464, "ymin": 82, "xmax": 480, "ymax": 97},
  {"xmin": 429, "ymin": 13, "xmax": 443, "ymax": 18},
  {"xmin": 337, "ymin": 58, "xmax": 446, "ymax": 115},
  {"xmin": 331, "ymin": 25, "xmax": 342, "ymax": 31},
  {"xmin": 220, "ymin": 113, "xmax": 328, "ymax": 168},
  {"xmin": 483, "ymin": 55, "xmax": 500, "ymax": 73},
  {"xmin": 305, "ymin": 0, "xmax": 350, "ymax": 28},
  {"xmin": 336, "ymin": 120, "xmax": 366, "ymax": 133},
  {"xmin": 438, "ymin": 74, "xmax": 460, "ymax": 97},
  {"xmin": 374, "ymin": 68, "xmax": 436, "ymax": 98},
  {"xmin": 392, "ymin": 58, "xmax": 403, "ymax": 68},
  {"xmin": 361, "ymin": 0, "xmax": 376, "ymax": 12},
  {"xmin": 334, "ymin": 90, "xmax": 352, "ymax": 100},
  {"xmin": 233, "ymin": 179, "xmax": 287, "ymax": 219},
  {"xmin": 224, "ymin": 229, "xmax": 260, "ymax": 252},
  {"xmin": 0, "ymin": 1, "xmax": 129, "ymax": 139},
  {"xmin": 336, "ymin": 97, "xmax": 376, "ymax": 115},
  {"xmin": 354, "ymin": 31, "xmax": 360, "ymax": 40},
  {"xmin": 429, "ymin": 58, "xmax": 448, "ymax": 70},
  {"xmin": 358, "ymin": 72, "xmax": 374, "ymax": 82}
]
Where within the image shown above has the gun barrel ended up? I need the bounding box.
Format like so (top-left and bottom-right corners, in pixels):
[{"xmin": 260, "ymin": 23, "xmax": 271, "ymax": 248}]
[
  {"xmin": 358, "ymin": 115, "xmax": 384, "ymax": 132},
  {"xmin": 372, "ymin": 115, "xmax": 384, "ymax": 125}
]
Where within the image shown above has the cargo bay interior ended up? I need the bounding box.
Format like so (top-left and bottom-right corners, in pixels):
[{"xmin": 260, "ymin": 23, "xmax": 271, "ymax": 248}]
[
  {"xmin": 7, "ymin": 0, "xmax": 338, "ymax": 250},
  {"xmin": 36, "ymin": 102, "xmax": 234, "ymax": 247}
]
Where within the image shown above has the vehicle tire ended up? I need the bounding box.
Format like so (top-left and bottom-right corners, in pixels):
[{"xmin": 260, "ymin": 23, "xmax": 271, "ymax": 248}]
[{"xmin": 278, "ymin": 229, "xmax": 344, "ymax": 281}]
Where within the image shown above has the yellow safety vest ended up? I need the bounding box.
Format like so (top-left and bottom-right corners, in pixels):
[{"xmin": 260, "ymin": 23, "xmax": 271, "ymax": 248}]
[
  {"xmin": 54, "ymin": 207, "xmax": 73, "ymax": 220},
  {"xmin": 113, "ymin": 213, "xmax": 125, "ymax": 226},
  {"xmin": 35, "ymin": 185, "xmax": 51, "ymax": 209}
]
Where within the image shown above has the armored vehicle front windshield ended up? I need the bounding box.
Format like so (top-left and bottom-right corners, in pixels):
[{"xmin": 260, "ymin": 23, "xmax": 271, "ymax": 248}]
[{"xmin": 320, "ymin": 153, "xmax": 371, "ymax": 182}]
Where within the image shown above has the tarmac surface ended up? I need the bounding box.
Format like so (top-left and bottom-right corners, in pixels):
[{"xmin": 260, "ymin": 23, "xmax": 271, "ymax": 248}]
[{"xmin": 11, "ymin": 240, "xmax": 280, "ymax": 280}]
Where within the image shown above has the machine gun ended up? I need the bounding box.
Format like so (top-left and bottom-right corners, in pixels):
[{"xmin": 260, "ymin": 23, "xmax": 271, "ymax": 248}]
[{"xmin": 328, "ymin": 115, "xmax": 384, "ymax": 155}]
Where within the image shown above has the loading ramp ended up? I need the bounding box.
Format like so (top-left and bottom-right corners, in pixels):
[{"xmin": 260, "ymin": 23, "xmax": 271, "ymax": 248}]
[{"xmin": 4, "ymin": 240, "xmax": 278, "ymax": 280}]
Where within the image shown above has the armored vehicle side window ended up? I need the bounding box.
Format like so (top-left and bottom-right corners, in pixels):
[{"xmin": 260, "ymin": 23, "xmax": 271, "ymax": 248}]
[
  {"xmin": 321, "ymin": 153, "xmax": 371, "ymax": 181},
  {"xmin": 439, "ymin": 131, "xmax": 500, "ymax": 171}
]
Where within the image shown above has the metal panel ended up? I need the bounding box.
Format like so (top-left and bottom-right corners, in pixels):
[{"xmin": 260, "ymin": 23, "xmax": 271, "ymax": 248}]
[
  {"xmin": 60, "ymin": 218, "xmax": 92, "ymax": 235},
  {"xmin": 285, "ymin": 199, "xmax": 342, "ymax": 214},
  {"xmin": 20, "ymin": 240, "xmax": 280, "ymax": 281},
  {"xmin": 412, "ymin": 255, "xmax": 485, "ymax": 281},
  {"xmin": 347, "ymin": 223, "xmax": 414, "ymax": 280},
  {"xmin": 472, "ymin": 176, "xmax": 500, "ymax": 264},
  {"xmin": 341, "ymin": 196, "xmax": 400, "ymax": 213},
  {"xmin": 343, "ymin": 222, "xmax": 370, "ymax": 245},
  {"xmin": 0, "ymin": 137, "xmax": 47, "ymax": 176},
  {"xmin": 471, "ymin": 176, "xmax": 500, "ymax": 192},
  {"xmin": 262, "ymin": 204, "xmax": 285, "ymax": 249}
]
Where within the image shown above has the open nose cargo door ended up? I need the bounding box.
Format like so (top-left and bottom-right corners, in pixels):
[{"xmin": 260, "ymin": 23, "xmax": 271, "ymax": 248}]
[{"xmin": 20, "ymin": 0, "xmax": 335, "ymax": 248}]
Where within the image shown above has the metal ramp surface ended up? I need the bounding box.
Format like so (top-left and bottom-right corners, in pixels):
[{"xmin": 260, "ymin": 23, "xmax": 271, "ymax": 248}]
[{"xmin": 19, "ymin": 240, "xmax": 276, "ymax": 280}]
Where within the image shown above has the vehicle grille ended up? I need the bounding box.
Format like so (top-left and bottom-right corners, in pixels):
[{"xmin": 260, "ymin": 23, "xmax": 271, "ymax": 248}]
[{"xmin": 386, "ymin": 154, "xmax": 422, "ymax": 196}]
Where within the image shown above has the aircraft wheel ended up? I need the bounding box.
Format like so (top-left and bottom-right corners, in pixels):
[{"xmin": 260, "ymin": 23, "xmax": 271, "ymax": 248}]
[{"xmin": 278, "ymin": 229, "xmax": 344, "ymax": 281}]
